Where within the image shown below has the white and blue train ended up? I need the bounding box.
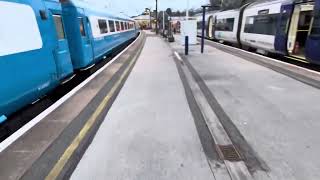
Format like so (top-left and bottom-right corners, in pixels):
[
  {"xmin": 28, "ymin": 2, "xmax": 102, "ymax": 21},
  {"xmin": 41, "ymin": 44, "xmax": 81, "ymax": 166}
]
[
  {"xmin": 0, "ymin": 0, "xmax": 139, "ymax": 122},
  {"xmin": 197, "ymin": 0, "xmax": 320, "ymax": 64}
]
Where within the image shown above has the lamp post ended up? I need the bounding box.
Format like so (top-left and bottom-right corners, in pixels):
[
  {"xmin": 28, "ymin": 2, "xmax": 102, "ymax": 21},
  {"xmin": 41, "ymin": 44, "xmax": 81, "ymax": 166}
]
[
  {"xmin": 155, "ymin": 0, "xmax": 158, "ymax": 34},
  {"xmin": 201, "ymin": 5, "xmax": 211, "ymax": 53},
  {"xmin": 186, "ymin": 0, "xmax": 189, "ymax": 20},
  {"xmin": 145, "ymin": 8, "xmax": 151, "ymax": 29},
  {"xmin": 163, "ymin": 11, "xmax": 165, "ymax": 32}
]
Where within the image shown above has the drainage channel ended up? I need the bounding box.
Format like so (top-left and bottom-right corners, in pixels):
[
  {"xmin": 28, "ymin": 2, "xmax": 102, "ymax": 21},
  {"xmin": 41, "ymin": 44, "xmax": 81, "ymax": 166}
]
[{"xmin": 172, "ymin": 51, "xmax": 253, "ymax": 180}]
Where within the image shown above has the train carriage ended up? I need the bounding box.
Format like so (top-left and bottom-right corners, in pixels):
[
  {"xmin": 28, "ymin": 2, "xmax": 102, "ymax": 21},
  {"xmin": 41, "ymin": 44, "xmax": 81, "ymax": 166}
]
[
  {"xmin": 239, "ymin": 0, "xmax": 288, "ymax": 53},
  {"xmin": 0, "ymin": 0, "xmax": 139, "ymax": 121},
  {"xmin": 0, "ymin": 0, "xmax": 74, "ymax": 118},
  {"xmin": 276, "ymin": 0, "xmax": 319, "ymax": 63},
  {"xmin": 214, "ymin": 9, "xmax": 241, "ymax": 44},
  {"xmin": 239, "ymin": 0, "xmax": 320, "ymax": 63},
  {"xmin": 239, "ymin": 0, "xmax": 317, "ymax": 60},
  {"xmin": 60, "ymin": 0, "xmax": 138, "ymax": 69},
  {"xmin": 199, "ymin": 0, "xmax": 320, "ymax": 64}
]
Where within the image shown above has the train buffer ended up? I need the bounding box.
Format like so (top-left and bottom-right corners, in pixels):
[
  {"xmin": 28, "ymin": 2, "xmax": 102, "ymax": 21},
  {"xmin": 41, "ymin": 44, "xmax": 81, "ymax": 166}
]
[{"xmin": 1, "ymin": 31, "xmax": 320, "ymax": 180}]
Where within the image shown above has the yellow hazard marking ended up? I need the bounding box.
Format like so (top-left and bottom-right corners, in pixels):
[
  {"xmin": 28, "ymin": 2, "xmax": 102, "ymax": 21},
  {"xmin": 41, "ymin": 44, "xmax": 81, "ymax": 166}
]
[
  {"xmin": 45, "ymin": 54, "xmax": 137, "ymax": 180},
  {"xmin": 285, "ymin": 55, "xmax": 310, "ymax": 64}
]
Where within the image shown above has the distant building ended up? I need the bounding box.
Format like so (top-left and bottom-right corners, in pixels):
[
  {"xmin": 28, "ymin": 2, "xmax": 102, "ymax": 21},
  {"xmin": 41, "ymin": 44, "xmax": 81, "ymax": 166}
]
[
  {"xmin": 170, "ymin": 17, "xmax": 185, "ymax": 33},
  {"xmin": 133, "ymin": 14, "xmax": 155, "ymax": 30}
]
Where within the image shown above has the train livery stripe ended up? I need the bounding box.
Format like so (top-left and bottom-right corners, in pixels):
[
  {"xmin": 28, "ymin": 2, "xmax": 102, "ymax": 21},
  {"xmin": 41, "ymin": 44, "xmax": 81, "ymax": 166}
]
[{"xmin": 0, "ymin": 1, "xmax": 42, "ymax": 57}]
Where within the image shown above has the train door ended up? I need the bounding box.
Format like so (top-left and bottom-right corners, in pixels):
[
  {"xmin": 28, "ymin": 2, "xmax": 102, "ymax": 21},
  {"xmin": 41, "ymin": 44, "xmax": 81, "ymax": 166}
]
[
  {"xmin": 207, "ymin": 16, "xmax": 214, "ymax": 39},
  {"xmin": 77, "ymin": 8, "xmax": 94, "ymax": 65},
  {"xmin": 305, "ymin": 1, "xmax": 320, "ymax": 64},
  {"xmin": 51, "ymin": 13, "xmax": 74, "ymax": 81},
  {"xmin": 79, "ymin": 16, "xmax": 94, "ymax": 65},
  {"xmin": 287, "ymin": 3, "xmax": 314, "ymax": 59},
  {"xmin": 275, "ymin": 4, "xmax": 294, "ymax": 54}
]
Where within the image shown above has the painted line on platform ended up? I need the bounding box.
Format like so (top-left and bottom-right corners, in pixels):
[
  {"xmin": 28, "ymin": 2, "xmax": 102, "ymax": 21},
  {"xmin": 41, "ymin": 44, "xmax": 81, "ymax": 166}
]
[
  {"xmin": 0, "ymin": 33, "xmax": 141, "ymax": 153},
  {"xmin": 45, "ymin": 39, "xmax": 141, "ymax": 180},
  {"xmin": 174, "ymin": 51, "xmax": 183, "ymax": 62}
]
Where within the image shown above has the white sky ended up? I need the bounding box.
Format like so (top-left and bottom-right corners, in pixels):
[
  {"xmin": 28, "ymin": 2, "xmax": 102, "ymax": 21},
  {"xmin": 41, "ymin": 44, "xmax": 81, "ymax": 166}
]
[{"xmin": 90, "ymin": 0, "xmax": 210, "ymax": 16}]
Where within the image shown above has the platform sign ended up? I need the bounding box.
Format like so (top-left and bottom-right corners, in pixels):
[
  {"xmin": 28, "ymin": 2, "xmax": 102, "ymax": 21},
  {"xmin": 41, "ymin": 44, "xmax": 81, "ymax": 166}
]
[{"xmin": 180, "ymin": 20, "xmax": 197, "ymax": 45}]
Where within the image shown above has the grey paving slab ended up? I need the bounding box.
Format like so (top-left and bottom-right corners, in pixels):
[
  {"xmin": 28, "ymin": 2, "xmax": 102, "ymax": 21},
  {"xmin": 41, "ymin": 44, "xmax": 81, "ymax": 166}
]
[
  {"xmin": 71, "ymin": 37, "xmax": 214, "ymax": 180},
  {"xmin": 173, "ymin": 41, "xmax": 320, "ymax": 180}
]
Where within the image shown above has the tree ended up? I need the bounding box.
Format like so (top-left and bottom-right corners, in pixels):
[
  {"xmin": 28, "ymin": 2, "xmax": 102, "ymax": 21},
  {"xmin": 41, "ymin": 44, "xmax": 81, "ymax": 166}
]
[{"xmin": 166, "ymin": 8, "xmax": 172, "ymax": 16}]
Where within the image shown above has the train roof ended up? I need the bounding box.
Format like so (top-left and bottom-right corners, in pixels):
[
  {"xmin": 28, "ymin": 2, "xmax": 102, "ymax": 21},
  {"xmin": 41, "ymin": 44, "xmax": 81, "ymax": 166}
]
[
  {"xmin": 193, "ymin": 10, "xmax": 220, "ymax": 21},
  {"xmin": 214, "ymin": 8, "xmax": 240, "ymax": 16},
  {"xmin": 56, "ymin": 0, "xmax": 134, "ymax": 21},
  {"xmin": 246, "ymin": 0, "xmax": 295, "ymax": 9}
]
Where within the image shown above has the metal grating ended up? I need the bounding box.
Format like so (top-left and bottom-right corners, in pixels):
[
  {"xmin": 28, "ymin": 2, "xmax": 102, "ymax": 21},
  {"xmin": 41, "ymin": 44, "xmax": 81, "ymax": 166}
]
[{"xmin": 218, "ymin": 145, "xmax": 242, "ymax": 161}]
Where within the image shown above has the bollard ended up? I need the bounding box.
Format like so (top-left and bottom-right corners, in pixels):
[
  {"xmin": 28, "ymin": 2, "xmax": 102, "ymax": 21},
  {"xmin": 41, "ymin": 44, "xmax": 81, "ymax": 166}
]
[{"xmin": 185, "ymin": 36, "xmax": 189, "ymax": 55}]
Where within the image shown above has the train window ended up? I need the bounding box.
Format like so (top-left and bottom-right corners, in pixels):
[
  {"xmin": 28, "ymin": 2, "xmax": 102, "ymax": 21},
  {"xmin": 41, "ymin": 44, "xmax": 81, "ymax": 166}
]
[
  {"xmin": 279, "ymin": 12, "xmax": 290, "ymax": 35},
  {"xmin": 116, "ymin": 21, "xmax": 121, "ymax": 31},
  {"xmin": 78, "ymin": 17, "xmax": 86, "ymax": 36},
  {"xmin": 244, "ymin": 17, "xmax": 254, "ymax": 33},
  {"xmin": 53, "ymin": 15, "xmax": 65, "ymax": 40},
  {"xmin": 215, "ymin": 18, "xmax": 234, "ymax": 31},
  {"xmin": 120, "ymin": 22, "xmax": 124, "ymax": 30},
  {"xmin": 197, "ymin": 21, "xmax": 202, "ymax": 30},
  {"xmin": 98, "ymin": 19, "xmax": 108, "ymax": 34},
  {"xmin": 0, "ymin": 1, "xmax": 43, "ymax": 57},
  {"xmin": 244, "ymin": 14, "xmax": 278, "ymax": 35},
  {"xmin": 311, "ymin": 10, "xmax": 320, "ymax": 38},
  {"xmin": 109, "ymin": 20, "xmax": 115, "ymax": 32}
]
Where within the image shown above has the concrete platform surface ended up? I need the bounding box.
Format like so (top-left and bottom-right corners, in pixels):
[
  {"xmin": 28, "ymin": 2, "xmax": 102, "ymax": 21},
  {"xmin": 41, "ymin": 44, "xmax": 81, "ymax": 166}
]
[
  {"xmin": 171, "ymin": 38, "xmax": 320, "ymax": 180},
  {"xmin": 70, "ymin": 36, "xmax": 214, "ymax": 180}
]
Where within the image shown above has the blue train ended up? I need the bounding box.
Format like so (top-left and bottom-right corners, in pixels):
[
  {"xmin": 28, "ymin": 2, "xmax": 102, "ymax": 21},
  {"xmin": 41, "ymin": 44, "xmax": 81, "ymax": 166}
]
[
  {"xmin": 197, "ymin": 0, "xmax": 320, "ymax": 64},
  {"xmin": 0, "ymin": 0, "xmax": 139, "ymax": 122}
]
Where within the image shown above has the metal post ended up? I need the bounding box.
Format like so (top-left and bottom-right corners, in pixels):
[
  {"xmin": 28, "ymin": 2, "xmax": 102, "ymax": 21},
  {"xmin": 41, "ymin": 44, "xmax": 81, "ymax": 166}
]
[
  {"xmin": 155, "ymin": 0, "xmax": 158, "ymax": 34},
  {"xmin": 149, "ymin": 9, "xmax": 151, "ymax": 29},
  {"xmin": 201, "ymin": 6, "xmax": 206, "ymax": 54},
  {"xmin": 186, "ymin": 0, "xmax": 189, "ymax": 20},
  {"xmin": 185, "ymin": 36, "xmax": 189, "ymax": 55},
  {"xmin": 163, "ymin": 11, "xmax": 165, "ymax": 31}
]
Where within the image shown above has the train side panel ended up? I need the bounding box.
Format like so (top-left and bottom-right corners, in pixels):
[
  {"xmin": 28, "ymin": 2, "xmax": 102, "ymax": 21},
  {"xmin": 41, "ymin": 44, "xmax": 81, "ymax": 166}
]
[
  {"xmin": 88, "ymin": 15, "xmax": 137, "ymax": 61},
  {"xmin": 62, "ymin": 1, "xmax": 138, "ymax": 69},
  {"xmin": 240, "ymin": 2, "xmax": 283, "ymax": 53},
  {"xmin": 62, "ymin": 5, "xmax": 95, "ymax": 69},
  {"xmin": 214, "ymin": 10, "xmax": 240, "ymax": 44},
  {"xmin": 306, "ymin": 0, "xmax": 320, "ymax": 64},
  {"xmin": 0, "ymin": 0, "xmax": 73, "ymax": 117}
]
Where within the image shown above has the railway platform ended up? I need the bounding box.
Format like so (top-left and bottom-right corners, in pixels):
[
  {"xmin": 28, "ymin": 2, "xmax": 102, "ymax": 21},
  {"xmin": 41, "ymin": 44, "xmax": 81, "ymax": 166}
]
[
  {"xmin": 1, "ymin": 31, "xmax": 320, "ymax": 180},
  {"xmin": 70, "ymin": 32, "xmax": 215, "ymax": 180}
]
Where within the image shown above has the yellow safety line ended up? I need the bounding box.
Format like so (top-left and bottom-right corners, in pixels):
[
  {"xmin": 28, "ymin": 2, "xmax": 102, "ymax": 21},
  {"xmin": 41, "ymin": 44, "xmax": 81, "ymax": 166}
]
[
  {"xmin": 285, "ymin": 55, "xmax": 310, "ymax": 64},
  {"xmin": 45, "ymin": 55, "xmax": 137, "ymax": 180}
]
